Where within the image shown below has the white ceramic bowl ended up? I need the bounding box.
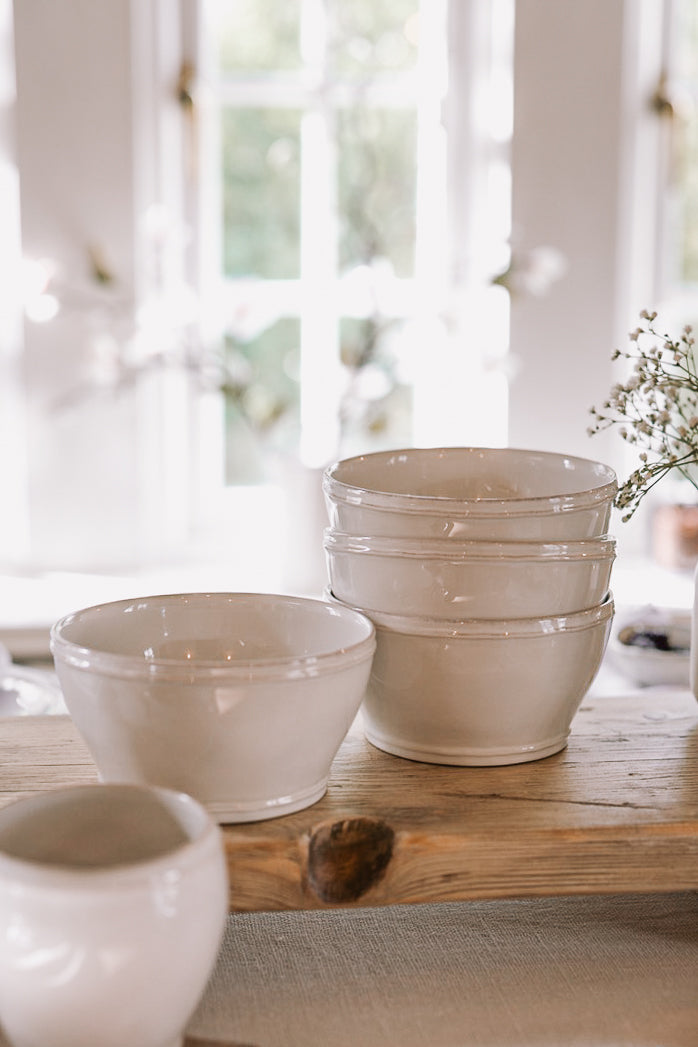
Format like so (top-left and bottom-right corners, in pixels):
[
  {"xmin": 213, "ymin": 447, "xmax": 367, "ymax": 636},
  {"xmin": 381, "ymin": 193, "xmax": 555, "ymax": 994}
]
[
  {"xmin": 50, "ymin": 593, "xmax": 376, "ymax": 823},
  {"xmin": 325, "ymin": 529, "xmax": 615, "ymax": 619},
  {"xmin": 0, "ymin": 783, "xmax": 228, "ymax": 1047},
  {"xmin": 329, "ymin": 591, "xmax": 614, "ymax": 766},
  {"xmin": 324, "ymin": 446, "xmax": 617, "ymax": 540}
]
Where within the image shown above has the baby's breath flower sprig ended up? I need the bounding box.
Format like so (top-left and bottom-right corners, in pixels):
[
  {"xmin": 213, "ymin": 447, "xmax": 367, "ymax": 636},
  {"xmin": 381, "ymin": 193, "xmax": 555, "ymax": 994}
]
[{"xmin": 588, "ymin": 309, "xmax": 698, "ymax": 521}]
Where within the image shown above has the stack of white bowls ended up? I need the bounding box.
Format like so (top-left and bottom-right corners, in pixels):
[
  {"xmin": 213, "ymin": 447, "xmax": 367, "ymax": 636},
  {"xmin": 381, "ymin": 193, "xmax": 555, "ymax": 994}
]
[{"xmin": 323, "ymin": 447, "xmax": 618, "ymax": 767}]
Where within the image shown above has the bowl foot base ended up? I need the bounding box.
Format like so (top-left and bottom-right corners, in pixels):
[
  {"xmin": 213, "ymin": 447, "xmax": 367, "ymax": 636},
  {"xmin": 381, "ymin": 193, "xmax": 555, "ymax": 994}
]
[
  {"xmin": 363, "ymin": 727, "xmax": 569, "ymax": 766},
  {"xmin": 190, "ymin": 778, "xmax": 329, "ymax": 825}
]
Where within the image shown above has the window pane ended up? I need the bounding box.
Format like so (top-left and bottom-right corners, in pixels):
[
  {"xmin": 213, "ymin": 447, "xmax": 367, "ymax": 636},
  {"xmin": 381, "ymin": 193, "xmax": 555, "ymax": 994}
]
[
  {"xmin": 222, "ymin": 108, "xmax": 301, "ymax": 278},
  {"xmin": 212, "ymin": 0, "xmax": 300, "ymax": 72},
  {"xmin": 339, "ymin": 315, "xmax": 412, "ymax": 453},
  {"xmin": 338, "ymin": 107, "xmax": 417, "ymax": 276},
  {"xmin": 331, "ymin": 0, "xmax": 419, "ymax": 77},
  {"xmin": 224, "ymin": 318, "xmax": 301, "ymax": 484}
]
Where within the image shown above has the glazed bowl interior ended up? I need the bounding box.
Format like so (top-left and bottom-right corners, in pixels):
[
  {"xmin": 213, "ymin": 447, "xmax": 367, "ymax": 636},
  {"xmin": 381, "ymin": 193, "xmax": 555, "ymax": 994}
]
[
  {"xmin": 324, "ymin": 447, "xmax": 617, "ymax": 510},
  {"xmin": 51, "ymin": 591, "xmax": 374, "ymax": 671}
]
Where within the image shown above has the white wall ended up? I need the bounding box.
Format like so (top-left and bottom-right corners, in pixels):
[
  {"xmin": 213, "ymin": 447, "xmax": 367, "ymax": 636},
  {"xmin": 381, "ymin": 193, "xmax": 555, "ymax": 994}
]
[
  {"xmin": 507, "ymin": 0, "xmax": 667, "ymax": 556},
  {"xmin": 11, "ymin": 0, "xmax": 194, "ymax": 571},
  {"xmin": 12, "ymin": 1, "xmax": 140, "ymax": 569},
  {"xmin": 508, "ymin": 0, "xmax": 629, "ymax": 468}
]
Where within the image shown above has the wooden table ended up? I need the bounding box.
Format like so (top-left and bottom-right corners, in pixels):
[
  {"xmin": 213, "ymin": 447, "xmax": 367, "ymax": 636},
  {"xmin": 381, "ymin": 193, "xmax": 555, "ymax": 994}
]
[{"xmin": 0, "ymin": 690, "xmax": 697, "ymax": 913}]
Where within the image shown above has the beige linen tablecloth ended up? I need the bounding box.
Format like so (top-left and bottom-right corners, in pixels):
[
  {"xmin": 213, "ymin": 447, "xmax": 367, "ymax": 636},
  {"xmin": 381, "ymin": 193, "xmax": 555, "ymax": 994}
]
[
  {"xmin": 0, "ymin": 891, "xmax": 693, "ymax": 1045},
  {"xmin": 186, "ymin": 891, "xmax": 697, "ymax": 1047}
]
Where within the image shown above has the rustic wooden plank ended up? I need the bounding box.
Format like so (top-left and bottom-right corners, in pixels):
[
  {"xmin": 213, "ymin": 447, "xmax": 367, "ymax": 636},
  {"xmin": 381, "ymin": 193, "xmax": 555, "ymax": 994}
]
[
  {"xmin": 0, "ymin": 715, "xmax": 97, "ymax": 799},
  {"xmin": 222, "ymin": 690, "xmax": 698, "ymax": 910},
  {"xmin": 0, "ymin": 692, "xmax": 696, "ymax": 912}
]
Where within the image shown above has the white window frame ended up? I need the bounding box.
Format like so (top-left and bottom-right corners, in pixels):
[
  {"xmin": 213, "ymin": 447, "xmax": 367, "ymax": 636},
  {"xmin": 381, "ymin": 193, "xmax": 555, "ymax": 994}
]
[{"xmin": 192, "ymin": 0, "xmax": 513, "ymax": 469}]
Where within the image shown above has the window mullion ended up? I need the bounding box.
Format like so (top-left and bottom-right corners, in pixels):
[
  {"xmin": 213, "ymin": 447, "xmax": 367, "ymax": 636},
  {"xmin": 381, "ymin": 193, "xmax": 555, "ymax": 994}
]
[{"xmin": 299, "ymin": 97, "xmax": 341, "ymax": 466}]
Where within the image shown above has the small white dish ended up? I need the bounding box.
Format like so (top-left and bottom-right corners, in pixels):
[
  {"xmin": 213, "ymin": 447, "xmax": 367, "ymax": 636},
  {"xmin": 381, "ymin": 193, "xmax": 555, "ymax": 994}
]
[
  {"xmin": 607, "ymin": 605, "xmax": 690, "ymax": 688},
  {"xmin": 0, "ymin": 642, "xmax": 66, "ymax": 716}
]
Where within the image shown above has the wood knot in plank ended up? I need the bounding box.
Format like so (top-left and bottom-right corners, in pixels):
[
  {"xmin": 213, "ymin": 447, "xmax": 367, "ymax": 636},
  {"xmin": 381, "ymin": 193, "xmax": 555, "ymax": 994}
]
[{"xmin": 306, "ymin": 817, "xmax": 395, "ymax": 904}]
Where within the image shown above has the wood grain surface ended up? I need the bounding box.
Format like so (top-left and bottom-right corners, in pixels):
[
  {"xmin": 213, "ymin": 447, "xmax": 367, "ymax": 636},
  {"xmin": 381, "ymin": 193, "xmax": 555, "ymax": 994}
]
[{"xmin": 0, "ymin": 691, "xmax": 696, "ymax": 912}]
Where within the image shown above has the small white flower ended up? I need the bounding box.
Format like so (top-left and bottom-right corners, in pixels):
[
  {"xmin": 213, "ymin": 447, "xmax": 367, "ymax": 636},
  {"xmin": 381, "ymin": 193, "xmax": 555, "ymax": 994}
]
[{"xmin": 589, "ymin": 309, "xmax": 698, "ymax": 519}]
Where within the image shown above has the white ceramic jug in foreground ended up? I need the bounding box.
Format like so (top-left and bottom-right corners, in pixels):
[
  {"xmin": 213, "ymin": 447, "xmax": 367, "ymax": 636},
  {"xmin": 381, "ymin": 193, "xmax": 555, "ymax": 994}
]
[{"xmin": 0, "ymin": 784, "xmax": 228, "ymax": 1047}]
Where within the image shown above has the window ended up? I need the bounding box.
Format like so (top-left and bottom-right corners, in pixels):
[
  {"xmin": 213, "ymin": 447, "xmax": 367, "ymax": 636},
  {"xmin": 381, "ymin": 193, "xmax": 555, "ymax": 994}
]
[
  {"xmin": 1, "ymin": 0, "xmax": 674, "ymax": 584},
  {"xmin": 194, "ymin": 0, "xmax": 514, "ymax": 485}
]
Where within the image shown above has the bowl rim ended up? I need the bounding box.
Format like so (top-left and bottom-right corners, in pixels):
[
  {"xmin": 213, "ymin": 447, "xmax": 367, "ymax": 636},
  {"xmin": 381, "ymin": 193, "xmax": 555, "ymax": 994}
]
[
  {"xmin": 0, "ymin": 783, "xmax": 220, "ymax": 885},
  {"xmin": 326, "ymin": 589, "xmax": 615, "ymax": 638},
  {"xmin": 50, "ymin": 592, "xmax": 376, "ymax": 679},
  {"xmin": 323, "ymin": 529, "xmax": 617, "ymax": 562},
  {"xmin": 323, "ymin": 446, "xmax": 618, "ymax": 517}
]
